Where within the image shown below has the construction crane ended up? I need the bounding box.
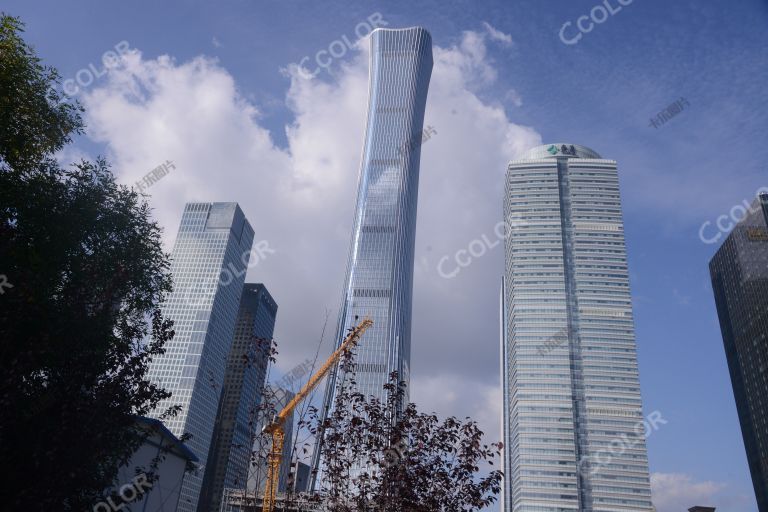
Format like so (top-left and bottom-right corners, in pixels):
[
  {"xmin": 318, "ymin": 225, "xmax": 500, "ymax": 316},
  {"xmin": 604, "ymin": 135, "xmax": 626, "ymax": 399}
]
[{"xmin": 261, "ymin": 317, "xmax": 373, "ymax": 512}]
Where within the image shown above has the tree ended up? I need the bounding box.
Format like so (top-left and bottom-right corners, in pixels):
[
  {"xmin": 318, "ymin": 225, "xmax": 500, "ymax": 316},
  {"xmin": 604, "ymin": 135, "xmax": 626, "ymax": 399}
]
[
  {"xmin": 305, "ymin": 352, "xmax": 503, "ymax": 512},
  {"xmin": 0, "ymin": 15, "xmax": 82, "ymax": 170},
  {"xmin": 0, "ymin": 14, "xmax": 179, "ymax": 510}
]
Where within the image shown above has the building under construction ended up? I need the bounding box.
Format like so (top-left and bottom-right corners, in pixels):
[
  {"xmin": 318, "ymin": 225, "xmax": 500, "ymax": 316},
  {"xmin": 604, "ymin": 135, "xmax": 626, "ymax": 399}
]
[
  {"xmin": 221, "ymin": 319, "xmax": 373, "ymax": 512},
  {"xmin": 220, "ymin": 489, "xmax": 321, "ymax": 512}
]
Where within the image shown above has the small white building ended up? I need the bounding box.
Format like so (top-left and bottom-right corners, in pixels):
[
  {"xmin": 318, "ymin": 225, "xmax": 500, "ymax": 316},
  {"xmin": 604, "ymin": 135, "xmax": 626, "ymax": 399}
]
[{"xmin": 94, "ymin": 417, "xmax": 198, "ymax": 512}]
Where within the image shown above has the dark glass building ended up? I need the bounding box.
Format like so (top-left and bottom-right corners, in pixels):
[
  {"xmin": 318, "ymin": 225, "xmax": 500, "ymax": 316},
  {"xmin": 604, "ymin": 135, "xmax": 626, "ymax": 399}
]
[
  {"xmin": 146, "ymin": 202, "xmax": 254, "ymax": 512},
  {"xmin": 199, "ymin": 283, "xmax": 277, "ymax": 512},
  {"xmin": 710, "ymin": 193, "xmax": 768, "ymax": 512}
]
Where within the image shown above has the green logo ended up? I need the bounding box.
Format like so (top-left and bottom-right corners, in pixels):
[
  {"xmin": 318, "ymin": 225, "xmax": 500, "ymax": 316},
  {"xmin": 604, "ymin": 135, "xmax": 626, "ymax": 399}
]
[{"xmin": 547, "ymin": 145, "xmax": 558, "ymax": 155}]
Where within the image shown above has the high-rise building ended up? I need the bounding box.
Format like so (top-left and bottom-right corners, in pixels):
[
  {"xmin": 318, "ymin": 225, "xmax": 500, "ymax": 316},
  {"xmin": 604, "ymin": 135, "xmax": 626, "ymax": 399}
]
[
  {"xmin": 312, "ymin": 26, "xmax": 433, "ymax": 484},
  {"xmin": 502, "ymin": 144, "xmax": 653, "ymax": 511},
  {"xmin": 710, "ymin": 193, "xmax": 768, "ymax": 511},
  {"xmin": 147, "ymin": 202, "xmax": 255, "ymax": 512},
  {"xmin": 248, "ymin": 385, "xmax": 296, "ymax": 495},
  {"xmin": 199, "ymin": 284, "xmax": 277, "ymax": 512}
]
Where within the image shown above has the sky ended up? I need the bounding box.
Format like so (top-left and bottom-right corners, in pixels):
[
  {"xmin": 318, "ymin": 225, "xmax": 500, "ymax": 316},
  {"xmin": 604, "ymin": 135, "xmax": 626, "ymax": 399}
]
[{"xmin": 6, "ymin": 0, "xmax": 768, "ymax": 510}]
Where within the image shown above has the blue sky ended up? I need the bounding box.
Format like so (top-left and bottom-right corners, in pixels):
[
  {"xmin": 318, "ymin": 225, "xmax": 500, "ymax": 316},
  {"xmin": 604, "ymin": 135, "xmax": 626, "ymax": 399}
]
[{"xmin": 7, "ymin": 0, "xmax": 768, "ymax": 509}]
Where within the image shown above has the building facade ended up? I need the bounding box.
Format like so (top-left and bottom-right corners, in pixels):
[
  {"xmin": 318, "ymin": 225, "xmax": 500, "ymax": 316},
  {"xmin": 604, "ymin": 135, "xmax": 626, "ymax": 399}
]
[
  {"xmin": 710, "ymin": 194, "xmax": 768, "ymax": 512},
  {"xmin": 199, "ymin": 284, "xmax": 277, "ymax": 512},
  {"xmin": 502, "ymin": 144, "xmax": 653, "ymax": 511},
  {"xmin": 312, "ymin": 27, "xmax": 433, "ymax": 483},
  {"xmin": 147, "ymin": 202, "xmax": 255, "ymax": 512}
]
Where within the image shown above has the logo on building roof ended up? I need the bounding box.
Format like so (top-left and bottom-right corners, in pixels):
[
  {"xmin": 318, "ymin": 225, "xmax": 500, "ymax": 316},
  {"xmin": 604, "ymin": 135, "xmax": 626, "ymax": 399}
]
[{"xmin": 547, "ymin": 144, "xmax": 578, "ymax": 156}]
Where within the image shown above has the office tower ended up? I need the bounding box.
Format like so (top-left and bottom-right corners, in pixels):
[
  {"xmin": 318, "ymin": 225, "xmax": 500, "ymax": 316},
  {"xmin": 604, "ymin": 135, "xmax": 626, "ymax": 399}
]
[
  {"xmin": 710, "ymin": 193, "xmax": 768, "ymax": 511},
  {"xmin": 199, "ymin": 284, "xmax": 277, "ymax": 512},
  {"xmin": 502, "ymin": 144, "xmax": 653, "ymax": 511},
  {"xmin": 248, "ymin": 385, "xmax": 296, "ymax": 495},
  {"xmin": 312, "ymin": 26, "xmax": 433, "ymax": 483},
  {"xmin": 147, "ymin": 202, "xmax": 255, "ymax": 512}
]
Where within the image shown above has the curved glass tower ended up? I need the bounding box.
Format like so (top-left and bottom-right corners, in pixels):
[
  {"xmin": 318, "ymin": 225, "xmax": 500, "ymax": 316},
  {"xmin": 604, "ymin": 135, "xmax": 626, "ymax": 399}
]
[
  {"xmin": 502, "ymin": 144, "xmax": 653, "ymax": 511},
  {"xmin": 312, "ymin": 27, "xmax": 432, "ymax": 483}
]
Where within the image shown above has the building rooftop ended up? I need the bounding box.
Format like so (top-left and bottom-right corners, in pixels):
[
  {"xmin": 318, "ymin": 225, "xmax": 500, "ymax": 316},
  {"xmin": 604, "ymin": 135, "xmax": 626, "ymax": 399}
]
[{"xmin": 135, "ymin": 416, "xmax": 199, "ymax": 462}]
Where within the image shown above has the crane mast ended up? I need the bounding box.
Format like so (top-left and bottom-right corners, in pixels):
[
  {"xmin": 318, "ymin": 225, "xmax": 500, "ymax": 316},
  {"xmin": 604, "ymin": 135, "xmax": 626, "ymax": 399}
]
[{"xmin": 261, "ymin": 318, "xmax": 373, "ymax": 512}]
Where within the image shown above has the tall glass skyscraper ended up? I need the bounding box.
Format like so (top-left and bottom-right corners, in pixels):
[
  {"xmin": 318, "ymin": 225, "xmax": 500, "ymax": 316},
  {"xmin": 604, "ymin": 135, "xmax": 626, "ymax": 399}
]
[
  {"xmin": 502, "ymin": 144, "xmax": 653, "ymax": 511},
  {"xmin": 710, "ymin": 194, "xmax": 768, "ymax": 511},
  {"xmin": 312, "ymin": 27, "xmax": 433, "ymax": 482},
  {"xmin": 147, "ymin": 202, "xmax": 255, "ymax": 512},
  {"xmin": 199, "ymin": 283, "xmax": 277, "ymax": 512}
]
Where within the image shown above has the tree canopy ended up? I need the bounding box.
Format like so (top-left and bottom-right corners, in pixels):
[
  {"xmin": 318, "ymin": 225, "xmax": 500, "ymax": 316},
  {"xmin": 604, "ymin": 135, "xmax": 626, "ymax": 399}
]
[
  {"xmin": 303, "ymin": 352, "xmax": 503, "ymax": 512},
  {"xmin": 0, "ymin": 13, "xmax": 178, "ymax": 510}
]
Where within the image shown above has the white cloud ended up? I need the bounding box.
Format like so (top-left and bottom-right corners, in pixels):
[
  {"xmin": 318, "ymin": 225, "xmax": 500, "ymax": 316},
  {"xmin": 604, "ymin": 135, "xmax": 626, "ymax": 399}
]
[
  {"xmin": 79, "ymin": 30, "xmax": 540, "ymax": 435},
  {"xmin": 651, "ymin": 473, "xmax": 751, "ymax": 512},
  {"xmin": 411, "ymin": 374, "xmax": 502, "ymax": 443},
  {"xmin": 482, "ymin": 22, "xmax": 514, "ymax": 47},
  {"xmin": 505, "ymin": 89, "xmax": 523, "ymax": 107}
]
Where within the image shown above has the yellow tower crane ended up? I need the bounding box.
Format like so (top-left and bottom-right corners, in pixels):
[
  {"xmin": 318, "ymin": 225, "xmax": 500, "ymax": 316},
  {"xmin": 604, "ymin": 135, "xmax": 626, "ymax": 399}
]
[{"xmin": 261, "ymin": 317, "xmax": 373, "ymax": 512}]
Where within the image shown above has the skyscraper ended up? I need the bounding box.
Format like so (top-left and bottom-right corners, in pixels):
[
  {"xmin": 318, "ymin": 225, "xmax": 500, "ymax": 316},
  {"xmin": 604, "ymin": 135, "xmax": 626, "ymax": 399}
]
[
  {"xmin": 710, "ymin": 193, "xmax": 768, "ymax": 511},
  {"xmin": 199, "ymin": 283, "xmax": 277, "ymax": 512},
  {"xmin": 502, "ymin": 144, "xmax": 653, "ymax": 511},
  {"xmin": 312, "ymin": 27, "xmax": 433, "ymax": 481},
  {"xmin": 147, "ymin": 202, "xmax": 255, "ymax": 512}
]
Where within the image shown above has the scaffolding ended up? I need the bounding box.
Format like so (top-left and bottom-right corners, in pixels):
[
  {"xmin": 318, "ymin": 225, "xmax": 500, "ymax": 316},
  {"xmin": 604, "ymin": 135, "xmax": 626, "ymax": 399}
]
[{"xmin": 220, "ymin": 489, "xmax": 321, "ymax": 512}]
